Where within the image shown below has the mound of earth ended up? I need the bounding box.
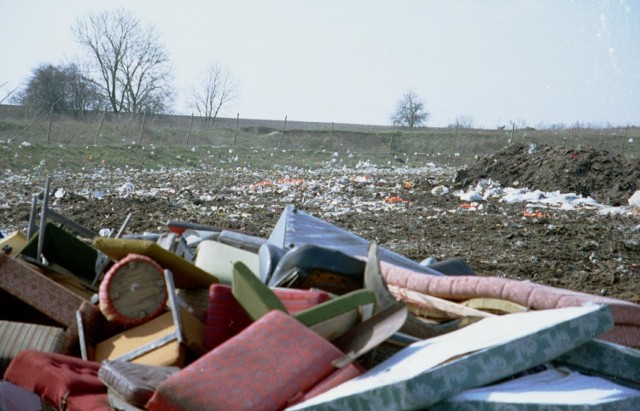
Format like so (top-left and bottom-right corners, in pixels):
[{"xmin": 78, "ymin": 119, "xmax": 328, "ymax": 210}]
[{"xmin": 454, "ymin": 142, "xmax": 640, "ymax": 206}]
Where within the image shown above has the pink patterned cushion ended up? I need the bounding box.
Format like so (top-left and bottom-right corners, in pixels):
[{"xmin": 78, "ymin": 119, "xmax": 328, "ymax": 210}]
[
  {"xmin": 4, "ymin": 350, "xmax": 106, "ymax": 408},
  {"xmin": 148, "ymin": 310, "xmax": 343, "ymax": 411},
  {"xmin": 204, "ymin": 284, "xmax": 330, "ymax": 350}
]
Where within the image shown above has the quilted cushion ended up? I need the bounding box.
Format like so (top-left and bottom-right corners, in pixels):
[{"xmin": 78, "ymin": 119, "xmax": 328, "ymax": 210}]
[
  {"xmin": 147, "ymin": 310, "xmax": 343, "ymax": 411},
  {"xmin": 4, "ymin": 350, "xmax": 106, "ymax": 408}
]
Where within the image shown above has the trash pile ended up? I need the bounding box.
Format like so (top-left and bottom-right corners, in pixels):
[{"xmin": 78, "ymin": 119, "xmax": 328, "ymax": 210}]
[{"xmin": 1, "ymin": 175, "xmax": 640, "ymax": 410}]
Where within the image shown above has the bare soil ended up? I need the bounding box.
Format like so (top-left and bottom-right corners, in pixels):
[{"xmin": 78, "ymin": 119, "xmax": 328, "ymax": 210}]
[{"xmin": 1, "ymin": 143, "xmax": 639, "ymax": 303}]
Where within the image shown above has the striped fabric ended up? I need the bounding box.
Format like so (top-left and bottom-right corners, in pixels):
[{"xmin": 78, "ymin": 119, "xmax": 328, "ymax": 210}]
[{"xmin": 0, "ymin": 320, "xmax": 65, "ymax": 375}]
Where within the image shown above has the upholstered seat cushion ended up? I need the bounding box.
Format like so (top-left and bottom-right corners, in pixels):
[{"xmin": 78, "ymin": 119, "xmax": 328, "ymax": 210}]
[
  {"xmin": 4, "ymin": 350, "xmax": 106, "ymax": 409},
  {"xmin": 148, "ymin": 310, "xmax": 344, "ymax": 411},
  {"xmin": 99, "ymin": 360, "xmax": 179, "ymax": 407}
]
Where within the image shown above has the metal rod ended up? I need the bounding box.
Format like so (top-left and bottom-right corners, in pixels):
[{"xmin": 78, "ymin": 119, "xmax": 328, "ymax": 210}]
[{"xmin": 36, "ymin": 177, "xmax": 50, "ymax": 261}]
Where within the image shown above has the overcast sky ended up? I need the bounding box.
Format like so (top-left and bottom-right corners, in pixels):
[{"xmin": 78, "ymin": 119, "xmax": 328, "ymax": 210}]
[{"xmin": 1, "ymin": 0, "xmax": 638, "ymax": 128}]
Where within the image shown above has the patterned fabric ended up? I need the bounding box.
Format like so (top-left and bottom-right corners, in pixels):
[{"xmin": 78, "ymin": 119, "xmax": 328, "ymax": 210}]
[
  {"xmin": 0, "ymin": 253, "xmax": 87, "ymax": 327},
  {"xmin": 204, "ymin": 284, "xmax": 330, "ymax": 350},
  {"xmin": 555, "ymin": 339, "xmax": 640, "ymax": 386},
  {"xmin": 4, "ymin": 350, "xmax": 106, "ymax": 409},
  {"xmin": 381, "ymin": 261, "xmax": 640, "ymax": 347},
  {"xmin": 430, "ymin": 368, "xmax": 640, "ymax": 411},
  {"xmin": 147, "ymin": 310, "xmax": 344, "ymax": 411},
  {"xmin": 288, "ymin": 305, "xmax": 613, "ymax": 410},
  {"xmin": 99, "ymin": 360, "xmax": 180, "ymax": 407}
]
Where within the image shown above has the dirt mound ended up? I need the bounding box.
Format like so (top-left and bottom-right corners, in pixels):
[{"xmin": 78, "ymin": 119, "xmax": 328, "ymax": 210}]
[{"xmin": 454, "ymin": 142, "xmax": 640, "ymax": 206}]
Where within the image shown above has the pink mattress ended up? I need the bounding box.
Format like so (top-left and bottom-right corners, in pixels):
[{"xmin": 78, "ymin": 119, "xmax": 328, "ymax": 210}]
[{"xmin": 381, "ymin": 261, "xmax": 640, "ymax": 348}]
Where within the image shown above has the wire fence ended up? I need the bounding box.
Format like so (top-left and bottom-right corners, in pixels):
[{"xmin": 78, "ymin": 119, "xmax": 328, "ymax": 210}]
[{"xmin": 1, "ymin": 105, "xmax": 638, "ymax": 162}]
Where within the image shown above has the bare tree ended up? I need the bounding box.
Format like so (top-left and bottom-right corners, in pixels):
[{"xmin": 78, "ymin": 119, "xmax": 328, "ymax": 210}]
[
  {"xmin": 0, "ymin": 82, "xmax": 19, "ymax": 105},
  {"xmin": 390, "ymin": 91, "xmax": 429, "ymax": 128},
  {"xmin": 189, "ymin": 63, "xmax": 240, "ymax": 125},
  {"xmin": 453, "ymin": 114, "xmax": 474, "ymax": 129},
  {"xmin": 73, "ymin": 9, "xmax": 174, "ymax": 114}
]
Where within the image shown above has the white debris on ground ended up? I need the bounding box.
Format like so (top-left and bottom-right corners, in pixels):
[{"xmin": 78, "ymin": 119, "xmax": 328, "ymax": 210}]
[
  {"xmin": 453, "ymin": 179, "xmax": 637, "ymax": 215},
  {"xmin": 0, "ymin": 160, "xmax": 637, "ymax": 236}
]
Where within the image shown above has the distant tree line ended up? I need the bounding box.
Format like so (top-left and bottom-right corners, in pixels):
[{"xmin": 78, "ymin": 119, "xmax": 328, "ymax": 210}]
[{"xmin": 12, "ymin": 9, "xmax": 240, "ymax": 123}]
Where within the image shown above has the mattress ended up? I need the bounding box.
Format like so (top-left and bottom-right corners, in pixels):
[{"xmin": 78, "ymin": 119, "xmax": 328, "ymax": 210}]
[{"xmin": 381, "ymin": 262, "xmax": 640, "ymax": 347}]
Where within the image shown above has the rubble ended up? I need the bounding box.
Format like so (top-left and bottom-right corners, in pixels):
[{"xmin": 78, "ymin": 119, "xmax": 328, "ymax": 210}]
[{"xmin": 1, "ymin": 143, "xmax": 640, "ymax": 409}]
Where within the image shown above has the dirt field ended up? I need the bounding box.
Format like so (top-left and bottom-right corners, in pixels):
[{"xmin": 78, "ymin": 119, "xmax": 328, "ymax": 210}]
[{"xmin": 1, "ymin": 142, "xmax": 639, "ymax": 303}]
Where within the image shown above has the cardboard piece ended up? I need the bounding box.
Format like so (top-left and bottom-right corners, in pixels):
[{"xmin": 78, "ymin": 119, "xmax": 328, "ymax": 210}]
[
  {"xmin": 94, "ymin": 311, "xmax": 186, "ymax": 367},
  {"xmin": 288, "ymin": 305, "xmax": 614, "ymax": 410}
]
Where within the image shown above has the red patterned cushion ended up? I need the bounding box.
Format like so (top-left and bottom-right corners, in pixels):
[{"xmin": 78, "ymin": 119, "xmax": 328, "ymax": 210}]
[
  {"xmin": 4, "ymin": 350, "xmax": 106, "ymax": 408},
  {"xmin": 148, "ymin": 310, "xmax": 343, "ymax": 411},
  {"xmin": 204, "ymin": 284, "xmax": 330, "ymax": 350},
  {"xmin": 66, "ymin": 393, "xmax": 111, "ymax": 411}
]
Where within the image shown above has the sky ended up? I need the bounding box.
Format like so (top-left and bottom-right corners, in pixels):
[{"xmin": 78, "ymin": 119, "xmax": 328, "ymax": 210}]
[{"xmin": 1, "ymin": 0, "xmax": 639, "ymax": 128}]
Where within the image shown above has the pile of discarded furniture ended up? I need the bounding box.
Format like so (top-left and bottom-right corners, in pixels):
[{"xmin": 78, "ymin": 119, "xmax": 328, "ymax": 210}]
[{"xmin": 1, "ymin": 180, "xmax": 640, "ymax": 410}]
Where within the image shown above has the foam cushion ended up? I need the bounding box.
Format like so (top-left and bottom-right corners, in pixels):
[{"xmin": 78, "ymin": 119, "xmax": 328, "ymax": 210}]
[
  {"xmin": 99, "ymin": 360, "xmax": 179, "ymax": 407},
  {"xmin": 147, "ymin": 310, "xmax": 344, "ymax": 411},
  {"xmin": 4, "ymin": 350, "xmax": 106, "ymax": 409},
  {"xmin": 204, "ymin": 284, "xmax": 330, "ymax": 350}
]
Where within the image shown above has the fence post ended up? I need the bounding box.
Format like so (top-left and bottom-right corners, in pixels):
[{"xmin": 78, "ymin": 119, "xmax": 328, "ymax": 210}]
[
  {"xmin": 46, "ymin": 106, "xmax": 53, "ymax": 144},
  {"xmin": 186, "ymin": 113, "xmax": 194, "ymax": 145},
  {"xmin": 278, "ymin": 115, "xmax": 287, "ymax": 149},
  {"xmin": 328, "ymin": 122, "xmax": 334, "ymax": 150},
  {"xmin": 232, "ymin": 113, "xmax": 239, "ymax": 147},
  {"xmin": 138, "ymin": 110, "xmax": 147, "ymax": 143},
  {"xmin": 451, "ymin": 124, "xmax": 459, "ymax": 156},
  {"xmin": 94, "ymin": 109, "xmax": 106, "ymax": 145}
]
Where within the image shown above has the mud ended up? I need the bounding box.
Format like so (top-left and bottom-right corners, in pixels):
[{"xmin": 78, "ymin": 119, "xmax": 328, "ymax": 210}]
[{"xmin": 1, "ymin": 143, "xmax": 639, "ymax": 303}]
